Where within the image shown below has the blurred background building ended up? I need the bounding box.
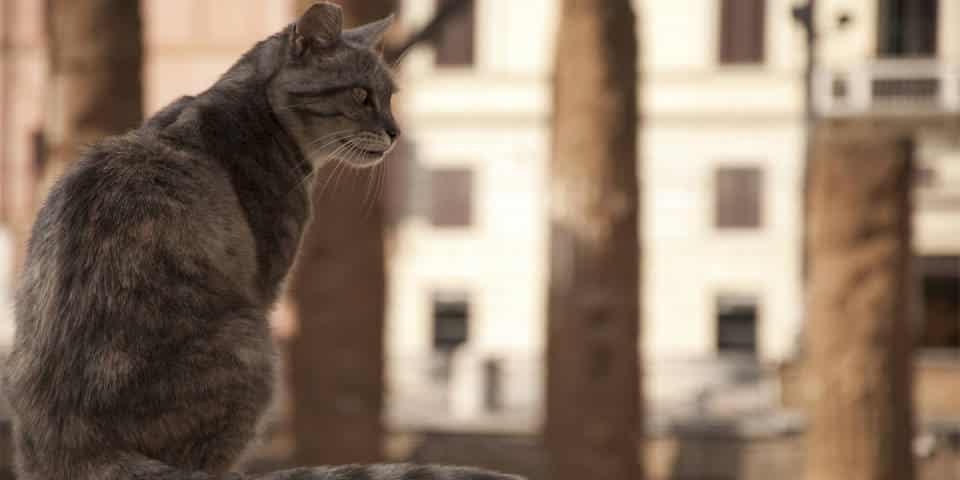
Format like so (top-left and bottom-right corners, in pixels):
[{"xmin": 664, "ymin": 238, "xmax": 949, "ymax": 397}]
[
  {"xmin": 390, "ymin": 0, "xmax": 960, "ymax": 434},
  {"xmin": 0, "ymin": 0, "xmax": 959, "ymax": 478}
]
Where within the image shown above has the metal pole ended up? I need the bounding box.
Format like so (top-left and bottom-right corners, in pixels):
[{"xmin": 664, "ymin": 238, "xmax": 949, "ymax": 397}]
[{"xmin": 795, "ymin": 0, "xmax": 818, "ymax": 286}]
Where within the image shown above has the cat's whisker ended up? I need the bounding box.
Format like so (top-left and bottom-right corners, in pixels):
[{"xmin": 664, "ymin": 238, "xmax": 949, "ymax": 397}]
[
  {"xmin": 362, "ymin": 166, "xmax": 377, "ymax": 218},
  {"xmin": 377, "ymin": 159, "xmax": 388, "ymax": 205},
  {"xmin": 376, "ymin": 162, "xmax": 387, "ymax": 211},
  {"xmin": 309, "ymin": 129, "xmax": 354, "ymax": 144},
  {"xmin": 319, "ymin": 145, "xmax": 355, "ymax": 197},
  {"xmin": 390, "ymin": 45, "xmax": 414, "ymax": 70},
  {"xmin": 363, "ymin": 163, "xmax": 384, "ymax": 220},
  {"xmin": 331, "ymin": 146, "xmax": 355, "ymax": 194},
  {"xmin": 286, "ymin": 141, "xmax": 353, "ymax": 198},
  {"xmin": 285, "ymin": 167, "xmax": 319, "ymax": 198},
  {"xmin": 315, "ymin": 159, "xmax": 345, "ymax": 199},
  {"xmin": 307, "ymin": 131, "xmax": 354, "ymax": 151},
  {"xmin": 362, "ymin": 155, "xmax": 380, "ymax": 213}
]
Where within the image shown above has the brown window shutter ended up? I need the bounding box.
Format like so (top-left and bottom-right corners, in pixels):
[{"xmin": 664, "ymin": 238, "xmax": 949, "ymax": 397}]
[
  {"xmin": 435, "ymin": 0, "xmax": 475, "ymax": 66},
  {"xmin": 719, "ymin": 0, "xmax": 766, "ymax": 64},
  {"xmin": 429, "ymin": 168, "xmax": 473, "ymax": 227},
  {"xmin": 715, "ymin": 167, "xmax": 762, "ymax": 229}
]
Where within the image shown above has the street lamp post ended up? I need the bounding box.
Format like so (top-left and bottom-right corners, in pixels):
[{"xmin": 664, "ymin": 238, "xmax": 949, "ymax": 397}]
[{"xmin": 793, "ymin": 0, "xmax": 817, "ymax": 286}]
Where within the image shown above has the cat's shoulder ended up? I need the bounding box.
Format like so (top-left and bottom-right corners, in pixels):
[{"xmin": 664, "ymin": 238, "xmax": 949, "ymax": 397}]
[{"xmin": 37, "ymin": 133, "xmax": 217, "ymax": 234}]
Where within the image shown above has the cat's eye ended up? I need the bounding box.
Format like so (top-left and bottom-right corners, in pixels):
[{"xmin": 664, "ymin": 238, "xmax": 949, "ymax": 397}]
[{"xmin": 352, "ymin": 87, "xmax": 371, "ymax": 106}]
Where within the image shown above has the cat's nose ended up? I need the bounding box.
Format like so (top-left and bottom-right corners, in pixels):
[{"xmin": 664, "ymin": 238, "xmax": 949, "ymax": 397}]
[{"xmin": 385, "ymin": 127, "xmax": 401, "ymax": 141}]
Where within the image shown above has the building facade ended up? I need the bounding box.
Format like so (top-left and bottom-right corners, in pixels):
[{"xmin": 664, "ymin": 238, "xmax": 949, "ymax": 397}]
[
  {"xmin": 387, "ymin": 0, "xmax": 960, "ymax": 430},
  {"xmin": 0, "ymin": 0, "xmax": 957, "ymax": 433}
]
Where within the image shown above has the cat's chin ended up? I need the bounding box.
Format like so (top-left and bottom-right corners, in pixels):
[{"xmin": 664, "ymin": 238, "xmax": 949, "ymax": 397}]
[
  {"xmin": 345, "ymin": 155, "xmax": 387, "ymax": 169},
  {"xmin": 335, "ymin": 145, "xmax": 393, "ymax": 169},
  {"xmin": 331, "ymin": 153, "xmax": 386, "ymax": 169}
]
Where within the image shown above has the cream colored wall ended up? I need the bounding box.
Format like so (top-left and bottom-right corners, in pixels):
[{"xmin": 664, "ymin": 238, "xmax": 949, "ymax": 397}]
[
  {"xmin": 391, "ymin": 0, "xmax": 809, "ymax": 374},
  {"xmin": 385, "ymin": 124, "xmax": 549, "ymax": 356},
  {"xmin": 915, "ymin": 131, "xmax": 960, "ymax": 255},
  {"xmin": 143, "ymin": 0, "xmax": 294, "ymax": 113},
  {"xmin": 644, "ymin": 123, "xmax": 804, "ymax": 360}
]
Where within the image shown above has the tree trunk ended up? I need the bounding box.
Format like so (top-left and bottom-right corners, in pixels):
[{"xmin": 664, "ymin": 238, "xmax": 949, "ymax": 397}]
[
  {"xmin": 805, "ymin": 122, "xmax": 915, "ymax": 480},
  {"xmin": 12, "ymin": 0, "xmax": 143, "ymax": 276},
  {"xmin": 43, "ymin": 0, "xmax": 143, "ymax": 195},
  {"xmin": 546, "ymin": 1, "xmax": 641, "ymax": 480},
  {"xmin": 286, "ymin": 0, "xmax": 395, "ymax": 466}
]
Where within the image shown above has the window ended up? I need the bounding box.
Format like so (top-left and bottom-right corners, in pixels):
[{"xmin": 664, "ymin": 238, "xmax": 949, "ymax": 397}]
[
  {"xmin": 32, "ymin": 129, "xmax": 46, "ymax": 177},
  {"xmin": 429, "ymin": 168, "xmax": 473, "ymax": 227},
  {"xmin": 715, "ymin": 166, "xmax": 763, "ymax": 229},
  {"xmin": 434, "ymin": 0, "xmax": 475, "ymax": 67},
  {"xmin": 483, "ymin": 358, "xmax": 503, "ymax": 412},
  {"xmin": 918, "ymin": 256, "xmax": 960, "ymax": 349},
  {"xmin": 718, "ymin": 0, "xmax": 766, "ymax": 64},
  {"xmin": 878, "ymin": 0, "xmax": 938, "ymax": 58},
  {"xmin": 432, "ymin": 291, "xmax": 469, "ymax": 352},
  {"xmin": 717, "ymin": 294, "xmax": 758, "ymax": 355},
  {"xmin": 429, "ymin": 291, "xmax": 470, "ymax": 382}
]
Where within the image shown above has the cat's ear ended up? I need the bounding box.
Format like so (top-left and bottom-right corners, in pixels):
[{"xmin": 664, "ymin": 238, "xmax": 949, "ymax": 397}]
[
  {"xmin": 293, "ymin": 1, "xmax": 343, "ymax": 56},
  {"xmin": 344, "ymin": 14, "xmax": 395, "ymax": 50}
]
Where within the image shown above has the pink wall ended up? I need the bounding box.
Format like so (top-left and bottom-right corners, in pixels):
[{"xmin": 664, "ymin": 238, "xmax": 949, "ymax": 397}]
[{"xmin": 1, "ymin": 0, "xmax": 297, "ymax": 235}]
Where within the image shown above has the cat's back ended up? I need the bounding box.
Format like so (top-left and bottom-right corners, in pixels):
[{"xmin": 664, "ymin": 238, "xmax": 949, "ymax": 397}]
[
  {"xmin": 3, "ymin": 128, "xmax": 272, "ymax": 475},
  {"xmin": 13, "ymin": 128, "xmax": 258, "ymax": 355}
]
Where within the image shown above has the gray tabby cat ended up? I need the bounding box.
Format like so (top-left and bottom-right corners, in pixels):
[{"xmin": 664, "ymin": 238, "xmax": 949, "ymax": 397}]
[{"xmin": 2, "ymin": 3, "xmax": 520, "ymax": 480}]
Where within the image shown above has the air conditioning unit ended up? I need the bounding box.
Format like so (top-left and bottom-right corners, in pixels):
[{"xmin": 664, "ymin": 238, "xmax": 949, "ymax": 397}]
[{"xmin": 814, "ymin": 60, "xmax": 960, "ymax": 116}]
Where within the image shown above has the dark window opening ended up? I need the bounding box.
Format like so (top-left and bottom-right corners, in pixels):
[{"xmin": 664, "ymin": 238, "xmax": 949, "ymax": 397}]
[
  {"xmin": 32, "ymin": 129, "xmax": 46, "ymax": 176},
  {"xmin": 878, "ymin": 0, "xmax": 938, "ymax": 57},
  {"xmin": 715, "ymin": 166, "xmax": 763, "ymax": 229},
  {"xmin": 434, "ymin": 0, "xmax": 475, "ymax": 67},
  {"xmin": 430, "ymin": 291, "xmax": 470, "ymax": 381},
  {"xmin": 433, "ymin": 293, "xmax": 469, "ymax": 351},
  {"xmin": 429, "ymin": 168, "xmax": 473, "ymax": 227},
  {"xmin": 717, "ymin": 295, "xmax": 758, "ymax": 355},
  {"xmin": 718, "ymin": 0, "xmax": 766, "ymax": 64},
  {"xmin": 483, "ymin": 358, "xmax": 503, "ymax": 412},
  {"xmin": 918, "ymin": 256, "xmax": 960, "ymax": 349}
]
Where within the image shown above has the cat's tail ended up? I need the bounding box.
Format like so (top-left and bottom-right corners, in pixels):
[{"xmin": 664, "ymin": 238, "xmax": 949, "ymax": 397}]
[
  {"xmin": 255, "ymin": 464, "xmax": 525, "ymax": 480},
  {"xmin": 82, "ymin": 455, "xmax": 524, "ymax": 480}
]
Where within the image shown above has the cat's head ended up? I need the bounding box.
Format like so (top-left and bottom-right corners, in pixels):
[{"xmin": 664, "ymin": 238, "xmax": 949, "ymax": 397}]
[{"xmin": 269, "ymin": 1, "xmax": 400, "ymax": 169}]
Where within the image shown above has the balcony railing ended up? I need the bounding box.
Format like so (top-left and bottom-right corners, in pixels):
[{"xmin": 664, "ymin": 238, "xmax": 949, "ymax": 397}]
[{"xmin": 815, "ymin": 60, "xmax": 960, "ymax": 117}]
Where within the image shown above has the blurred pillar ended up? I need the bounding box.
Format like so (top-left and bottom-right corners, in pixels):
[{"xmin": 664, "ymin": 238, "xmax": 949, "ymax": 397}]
[
  {"xmin": 286, "ymin": 0, "xmax": 395, "ymax": 466},
  {"xmin": 805, "ymin": 122, "xmax": 915, "ymax": 480},
  {"xmin": 8, "ymin": 0, "xmax": 143, "ymax": 277},
  {"xmin": 43, "ymin": 0, "xmax": 143, "ymax": 195},
  {"xmin": 545, "ymin": 1, "xmax": 642, "ymax": 479}
]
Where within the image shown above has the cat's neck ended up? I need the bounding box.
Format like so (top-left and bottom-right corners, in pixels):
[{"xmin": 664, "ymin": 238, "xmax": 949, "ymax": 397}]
[{"xmin": 157, "ymin": 32, "xmax": 313, "ymax": 301}]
